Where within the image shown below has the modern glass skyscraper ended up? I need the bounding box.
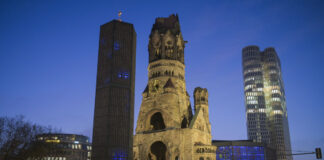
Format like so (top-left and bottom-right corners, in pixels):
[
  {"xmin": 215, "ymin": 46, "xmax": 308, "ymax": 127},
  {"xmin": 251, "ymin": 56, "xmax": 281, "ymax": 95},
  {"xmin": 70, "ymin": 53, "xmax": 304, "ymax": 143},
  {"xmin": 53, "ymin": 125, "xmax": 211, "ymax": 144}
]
[{"xmin": 242, "ymin": 46, "xmax": 292, "ymax": 160}]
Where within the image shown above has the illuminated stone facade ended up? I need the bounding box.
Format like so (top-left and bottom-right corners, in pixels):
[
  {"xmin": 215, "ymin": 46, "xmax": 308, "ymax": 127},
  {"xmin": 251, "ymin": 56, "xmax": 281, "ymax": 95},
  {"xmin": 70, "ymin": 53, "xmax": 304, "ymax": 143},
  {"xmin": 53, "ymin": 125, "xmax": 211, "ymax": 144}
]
[
  {"xmin": 242, "ymin": 46, "xmax": 292, "ymax": 160},
  {"xmin": 133, "ymin": 14, "xmax": 216, "ymax": 160}
]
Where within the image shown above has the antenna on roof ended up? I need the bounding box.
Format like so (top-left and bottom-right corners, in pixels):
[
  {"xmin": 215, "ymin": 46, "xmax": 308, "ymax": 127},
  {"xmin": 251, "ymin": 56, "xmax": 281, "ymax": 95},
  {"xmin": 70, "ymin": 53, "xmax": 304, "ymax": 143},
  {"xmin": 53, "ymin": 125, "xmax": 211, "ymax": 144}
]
[{"xmin": 118, "ymin": 11, "xmax": 122, "ymax": 22}]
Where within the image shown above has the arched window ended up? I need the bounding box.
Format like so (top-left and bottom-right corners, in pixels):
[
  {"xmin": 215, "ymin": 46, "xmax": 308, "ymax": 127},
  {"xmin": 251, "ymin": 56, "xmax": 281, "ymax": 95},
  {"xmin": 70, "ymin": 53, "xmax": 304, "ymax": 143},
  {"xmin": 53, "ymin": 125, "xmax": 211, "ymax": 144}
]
[
  {"xmin": 175, "ymin": 156, "xmax": 179, "ymax": 160},
  {"xmin": 199, "ymin": 157, "xmax": 204, "ymax": 160},
  {"xmin": 150, "ymin": 112, "xmax": 166, "ymax": 130}
]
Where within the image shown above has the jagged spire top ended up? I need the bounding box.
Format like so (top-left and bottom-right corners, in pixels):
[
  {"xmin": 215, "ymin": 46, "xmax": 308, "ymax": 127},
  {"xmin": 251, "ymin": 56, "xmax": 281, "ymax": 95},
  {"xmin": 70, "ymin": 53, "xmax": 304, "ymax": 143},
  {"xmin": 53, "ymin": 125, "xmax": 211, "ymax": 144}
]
[
  {"xmin": 148, "ymin": 14, "xmax": 185, "ymax": 64},
  {"xmin": 151, "ymin": 14, "xmax": 180, "ymax": 35}
]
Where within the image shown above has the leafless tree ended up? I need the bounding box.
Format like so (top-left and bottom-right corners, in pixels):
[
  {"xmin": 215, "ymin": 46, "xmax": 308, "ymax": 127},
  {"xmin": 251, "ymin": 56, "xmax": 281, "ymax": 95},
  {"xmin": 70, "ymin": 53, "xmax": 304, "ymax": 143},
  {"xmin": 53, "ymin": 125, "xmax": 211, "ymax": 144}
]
[{"xmin": 0, "ymin": 115, "xmax": 58, "ymax": 160}]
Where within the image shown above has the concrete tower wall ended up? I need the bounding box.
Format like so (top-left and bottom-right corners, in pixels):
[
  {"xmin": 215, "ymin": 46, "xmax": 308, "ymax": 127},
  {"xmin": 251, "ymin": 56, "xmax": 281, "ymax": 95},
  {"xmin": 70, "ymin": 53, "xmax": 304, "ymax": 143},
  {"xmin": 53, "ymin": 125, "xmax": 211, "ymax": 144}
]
[{"xmin": 92, "ymin": 20, "xmax": 136, "ymax": 160}]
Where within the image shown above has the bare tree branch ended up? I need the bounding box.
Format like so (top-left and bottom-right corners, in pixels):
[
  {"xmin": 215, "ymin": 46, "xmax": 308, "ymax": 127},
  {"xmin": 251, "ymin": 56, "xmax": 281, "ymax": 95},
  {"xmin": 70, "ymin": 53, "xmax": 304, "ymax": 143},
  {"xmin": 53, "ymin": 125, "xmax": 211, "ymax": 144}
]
[{"xmin": 0, "ymin": 115, "xmax": 58, "ymax": 160}]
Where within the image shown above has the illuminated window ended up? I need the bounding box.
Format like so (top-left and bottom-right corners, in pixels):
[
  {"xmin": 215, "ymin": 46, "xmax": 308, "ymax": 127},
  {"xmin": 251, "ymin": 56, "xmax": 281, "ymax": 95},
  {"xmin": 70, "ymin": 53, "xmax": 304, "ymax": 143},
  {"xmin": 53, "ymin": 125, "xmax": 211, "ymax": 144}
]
[
  {"xmin": 247, "ymin": 96, "xmax": 255, "ymax": 100},
  {"xmin": 273, "ymin": 110, "xmax": 282, "ymax": 114},
  {"xmin": 245, "ymin": 77, "xmax": 254, "ymax": 82},
  {"xmin": 112, "ymin": 151, "xmax": 127, "ymax": 160},
  {"xmin": 258, "ymin": 108, "xmax": 265, "ymax": 112},
  {"xmin": 269, "ymin": 70, "xmax": 277, "ymax": 74},
  {"xmin": 118, "ymin": 72, "xmax": 129, "ymax": 79},
  {"xmin": 246, "ymin": 92, "xmax": 258, "ymax": 96},
  {"xmin": 272, "ymin": 89, "xmax": 280, "ymax": 93},
  {"xmin": 245, "ymin": 85, "xmax": 254, "ymax": 91},
  {"xmin": 272, "ymin": 98, "xmax": 280, "ymax": 102},
  {"xmin": 247, "ymin": 100, "xmax": 258, "ymax": 104}
]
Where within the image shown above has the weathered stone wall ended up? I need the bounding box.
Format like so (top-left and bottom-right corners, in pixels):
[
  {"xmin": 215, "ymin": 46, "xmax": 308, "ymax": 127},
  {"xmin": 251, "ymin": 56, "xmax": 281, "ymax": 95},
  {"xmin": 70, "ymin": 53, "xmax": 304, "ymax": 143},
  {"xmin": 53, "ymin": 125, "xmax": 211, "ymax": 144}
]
[{"xmin": 133, "ymin": 14, "xmax": 216, "ymax": 160}]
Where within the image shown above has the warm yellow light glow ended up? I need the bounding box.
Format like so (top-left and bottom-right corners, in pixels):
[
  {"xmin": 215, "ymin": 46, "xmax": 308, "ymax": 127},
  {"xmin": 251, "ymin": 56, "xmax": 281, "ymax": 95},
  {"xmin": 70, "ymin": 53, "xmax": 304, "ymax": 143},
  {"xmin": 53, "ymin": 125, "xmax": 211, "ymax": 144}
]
[
  {"xmin": 244, "ymin": 77, "xmax": 255, "ymax": 82},
  {"xmin": 273, "ymin": 110, "xmax": 283, "ymax": 114},
  {"xmin": 45, "ymin": 139, "xmax": 60, "ymax": 143},
  {"xmin": 247, "ymin": 100, "xmax": 258, "ymax": 104},
  {"xmin": 272, "ymin": 97, "xmax": 280, "ymax": 102},
  {"xmin": 245, "ymin": 85, "xmax": 253, "ymax": 90},
  {"xmin": 258, "ymin": 108, "xmax": 265, "ymax": 112},
  {"xmin": 271, "ymin": 89, "xmax": 280, "ymax": 93}
]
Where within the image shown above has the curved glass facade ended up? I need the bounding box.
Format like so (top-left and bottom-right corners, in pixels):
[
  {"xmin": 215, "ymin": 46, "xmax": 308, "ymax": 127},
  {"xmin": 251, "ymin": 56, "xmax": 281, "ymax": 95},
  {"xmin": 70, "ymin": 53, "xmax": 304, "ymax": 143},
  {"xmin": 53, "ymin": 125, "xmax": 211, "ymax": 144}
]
[
  {"xmin": 242, "ymin": 46, "xmax": 292, "ymax": 160},
  {"xmin": 34, "ymin": 133, "xmax": 92, "ymax": 160}
]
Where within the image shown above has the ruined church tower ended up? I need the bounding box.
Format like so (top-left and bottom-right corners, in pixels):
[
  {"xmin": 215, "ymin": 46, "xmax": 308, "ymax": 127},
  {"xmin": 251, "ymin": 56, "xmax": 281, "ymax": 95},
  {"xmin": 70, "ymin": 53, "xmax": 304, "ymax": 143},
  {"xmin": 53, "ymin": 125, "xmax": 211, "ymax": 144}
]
[{"xmin": 133, "ymin": 14, "xmax": 216, "ymax": 160}]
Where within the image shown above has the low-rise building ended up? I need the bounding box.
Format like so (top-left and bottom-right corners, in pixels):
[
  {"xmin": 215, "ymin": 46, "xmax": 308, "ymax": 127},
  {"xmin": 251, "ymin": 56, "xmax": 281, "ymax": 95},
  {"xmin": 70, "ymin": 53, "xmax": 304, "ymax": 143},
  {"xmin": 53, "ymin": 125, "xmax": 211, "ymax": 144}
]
[
  {"xmin": 33, "ymin": 133, "xmax": 91, "ymax": 160},
  {"xmin": 212, "ymin": 140, "xmax": 276, "ymax": 160}
]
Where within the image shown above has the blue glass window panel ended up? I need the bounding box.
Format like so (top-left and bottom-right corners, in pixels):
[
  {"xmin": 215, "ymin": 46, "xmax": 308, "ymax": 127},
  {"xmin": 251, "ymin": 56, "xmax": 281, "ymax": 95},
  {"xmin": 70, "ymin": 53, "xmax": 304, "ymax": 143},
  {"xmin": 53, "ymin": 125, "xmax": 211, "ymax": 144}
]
[
  {"xmin": 117, "ymin": 72, "xmax": 130, "ymax": 79},
  {"xmin": 216, "ymin": 146, "xmax": 265, "ymax": 160},
  {"xmin": 112, "ymin": 151, "xmax": 128, "ymax": 160},
  {"xmin": 123, "ymin": 73, "xmax": 129, "ymax": 79},
  {"xmin": 114, "ymin": 41, "xmax": 120, "ymax": 50}
]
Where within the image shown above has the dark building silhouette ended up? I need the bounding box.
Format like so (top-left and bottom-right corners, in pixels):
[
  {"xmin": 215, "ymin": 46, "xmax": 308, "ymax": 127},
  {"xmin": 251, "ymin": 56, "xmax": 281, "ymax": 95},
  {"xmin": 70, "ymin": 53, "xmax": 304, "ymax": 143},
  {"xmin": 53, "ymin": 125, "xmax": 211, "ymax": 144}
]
[
  {"xmin": 242, "ymin": 46, "xmax": 292, "ymax": 160},
  {"xmin": 92, "ymin": 20, "xmax": 136, "ymax": 160}
]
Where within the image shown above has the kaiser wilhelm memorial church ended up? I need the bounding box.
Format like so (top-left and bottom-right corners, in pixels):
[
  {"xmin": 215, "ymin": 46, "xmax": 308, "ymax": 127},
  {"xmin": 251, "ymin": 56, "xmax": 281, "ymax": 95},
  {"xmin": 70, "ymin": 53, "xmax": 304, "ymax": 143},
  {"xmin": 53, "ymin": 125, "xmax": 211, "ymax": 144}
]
[
  {"xmin": 92, "ymin": 14, "xmax": 217, "ymax": 160},
  {"xmin": 133, "ymin": 15, "xmax": 216, "ymax": 160}
]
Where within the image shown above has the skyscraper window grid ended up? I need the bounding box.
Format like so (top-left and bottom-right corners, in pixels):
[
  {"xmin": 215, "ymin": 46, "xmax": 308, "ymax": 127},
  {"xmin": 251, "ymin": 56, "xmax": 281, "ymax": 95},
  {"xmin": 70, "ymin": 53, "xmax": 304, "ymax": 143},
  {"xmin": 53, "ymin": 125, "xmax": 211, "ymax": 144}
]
[{"xmin": 242, "ymin": 46, "xmax": 292, "ymax": 160}]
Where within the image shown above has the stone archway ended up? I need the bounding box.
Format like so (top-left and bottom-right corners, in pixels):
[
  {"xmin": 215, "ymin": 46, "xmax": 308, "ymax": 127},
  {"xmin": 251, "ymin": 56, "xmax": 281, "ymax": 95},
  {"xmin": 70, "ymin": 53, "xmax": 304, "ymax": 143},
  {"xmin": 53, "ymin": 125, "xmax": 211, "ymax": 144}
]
[{"xmin": 150, "ymin": 141, "xmax": 167, "ymax": 160}]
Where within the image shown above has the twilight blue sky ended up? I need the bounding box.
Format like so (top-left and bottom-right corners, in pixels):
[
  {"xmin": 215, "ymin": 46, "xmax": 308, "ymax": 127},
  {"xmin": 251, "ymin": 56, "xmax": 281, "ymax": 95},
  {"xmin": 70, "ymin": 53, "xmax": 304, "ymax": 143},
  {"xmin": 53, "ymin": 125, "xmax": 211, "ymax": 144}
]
[{"xmin": 1, "ymin": 0, "xmax": 323, "ymax": 159}]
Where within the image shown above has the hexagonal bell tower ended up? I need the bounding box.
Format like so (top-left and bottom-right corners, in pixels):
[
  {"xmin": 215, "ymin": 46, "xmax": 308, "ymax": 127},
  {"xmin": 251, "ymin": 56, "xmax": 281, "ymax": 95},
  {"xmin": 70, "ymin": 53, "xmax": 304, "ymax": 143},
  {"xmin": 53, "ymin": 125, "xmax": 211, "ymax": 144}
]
[{"xmin": 133, "ymin": 14, "xmax": 216, "ymax": 160}]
